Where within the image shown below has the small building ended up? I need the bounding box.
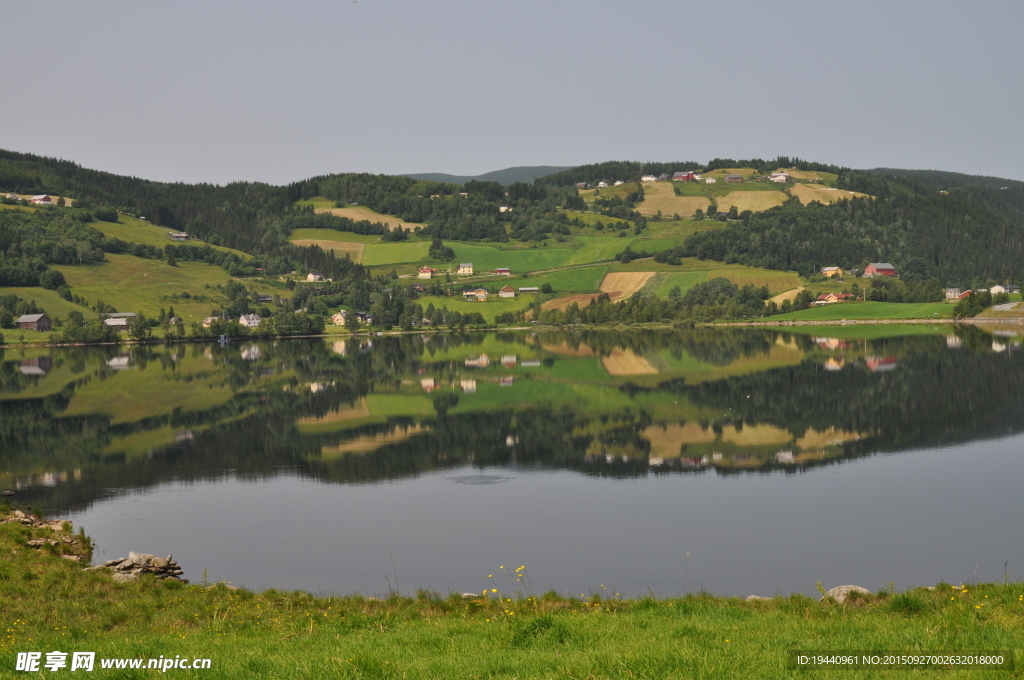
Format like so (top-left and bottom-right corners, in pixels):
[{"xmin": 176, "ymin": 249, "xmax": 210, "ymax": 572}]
[
  {"xmin": 501, "ymin": 355, "xmax": 517, "ymax": 368},
  {"xmin": 167, "ymin": 232, "xmax": 191, "ymax": 241},
  {"xmin": 494, "ymin": 268, "xmax": 511, "ymax": 276},
  {"xmin": 412, "ymin": 283, "xmax": 425, "ymax": 293},
  {"xmin": 331, "ymin": 312, "xmax": 347, "ymax": 326},
  {"xmin": 575, "ymin": 182, "xmax": 588, "ymax": 189},
  {"xmin": 29, "ymin": 195, "xmax": 52, "ymax": 205},
  {"xmin": 597, "ymin": 181, "xmax": 608, "ymax": 188},
  {"xmin": 499, "ymin": 206, "xmax": 512, "ymax": 212},
  {"xmin": 944, "ymin": 288, "xmax": 962, "ymax": 300},
  {"xmin": 5, "ymin": 192, "xmax": 19, "ymax": 200},
  {"xmin": 463, "ymin": 289, "xmax": 477, "ymax": 299},
  {"xmin": 657, "ymin": 173, "xmax": 670, "ymax": 181},
  {"xmin": 990, "ymin": 284, "xmax": 1021, "ymax": 295},
  {"xmin": 519, "ymin": 286, "xmax": 539, "ymax": 293},
  {"xmin": 768, "ymin": 172, "xmax": 789, "ymax": 183},
  {"xmin": 418, "ymin": 266, "xmax": 434, "ymax": 279},
  {"xmin": 356, "ymin": 312, "xmax": 372, "ymax": 325},
  {"xmin": 864, "ymin": 262, "xmax": 896, "ymax": 277},
  {"xmin": 202, "ymin": 317, "xmax": 220, "ymax": 328},
  {"xmin": 100, "ymin": 312, "xmax": 137, "ymax": 319},
  {"xmin": 257, "ymin": 294, "xmax": 274, "ymax": 303},
  {"xmin": 866, "ymin": 356, "xmax": 898, "ymax": 372},
  {"xmin": 673, "ymin": 171, "xmax": 695, "ymax": 181},
  {"xmin": 239, "ymin": 313, "xmax": 261, "ymax": 328},
  {"xmin": 102, "ymin": 318, "xmax": 128, "ymax": 328},
  {"xmin": 613, "ymin": 180, "xmax": 624, "ymax": 186},
  {"xmin": 460, "ymin": 379, "xmax": 476, "ymax": 393},
  {"xmin": 475, "ymin": 288, "xmax": 488, "ymax": 301},
  {"xmin": 18, "ymin": 357, "xmax": 54, "ymax": 376},
  {"xmin": 306, "ymin": 272, "xmax": 325, "ymax": 283},
  {"xmin": 725, "ymin": 174, "xmax": 743, "ymax": 183},
  {"xmin": 816, "ymin": 293, "xmax": 854, "ymax": 304},
  {"xmin": 457, "ymin": 263, "xmax": 473, "ymax": 275},
  {"xmin": 705, "ymin": 177, "xmax": 717, "ymax": 184},
  {"xmin": 499, "ymin": 285, "xmax": 515, "ymax": 298},
  {"xmin": 640, "ymin": 175, "xmax": 657, "ymax": 183},
  {"xmin": 15, "ymin": 313, "xmax": 52, "ymax": 332},
  {"xmin": 821, "ymin": 266, "xmax": 843, "ymax": 279},
  {"xmin": 465, "ymin": 354, "xmax": 490, "ymax": 368}
]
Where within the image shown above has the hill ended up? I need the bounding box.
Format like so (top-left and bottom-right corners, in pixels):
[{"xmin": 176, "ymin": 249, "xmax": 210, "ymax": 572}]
[{"xmin": 402, "ymin": 165, "xmax": 571, "ymax": 185}]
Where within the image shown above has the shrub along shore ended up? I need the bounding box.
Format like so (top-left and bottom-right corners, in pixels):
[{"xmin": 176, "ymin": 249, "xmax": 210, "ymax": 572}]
[{"xmin": 1, "ymin": 505, "xmax": 1021, "ymax": 678}]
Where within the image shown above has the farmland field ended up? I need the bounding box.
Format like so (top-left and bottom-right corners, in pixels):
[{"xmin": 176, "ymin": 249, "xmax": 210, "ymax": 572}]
[
  {"xmin": 511, "ymin": 265, "xmax": 608, "ymax": 293},
  {"xmin": 567, "ymin": 234, "xmax": 636, "ymax": 264},
  {"xmin": 0, "ymin": 286, "xmax": 95, "ymax": 321},
  {"xmin": 89, "ymin": 214, "xmax": 249, "ymax": 257},
  {"xmin": 54, "ymin": 254, "xmax": 236, "ymax": 321},
  {"xmin": 790, "ymin": 183, "xmax": 869, "ymax": 205},
  {"xmin": 443, "ymin": 242, "xmax": 575, "ymax": 272},
  {"xmin": 563, "ymin": 211, "xmax": 630, "ymax": 228},
  {"xmin": 420, "ymin": 294, "xmax": 537, "ymax": 322},
  {"xmin": 289, "ymin": 229, "xmax": 381, "ymax": 244},
  {"xmin": 313, "ymin": 205, "xmax": 424, "ymax": 231},
  {"xmin": 652, "ymin": 271, "xmax": 711, "ymax": 297},
  {"xmin": 707, "ymin": 268, "xmax": 801, "ymax": 294},
  {"xmin": 702, "ymin": 168, "xmax": 757, "ymax": 179},
  {"xmin": 291, "ymin": 240, "xmax": 365, "ymax": 262},
  {"xmin": 541, "ymin": 293, "xmax": 599, "ymax": 311},
  {"xmin": 361, "ymin": 242, "xmax": 431, "ymax": 266},
  {"xmin": 715, "ymin": 190, "xmax": 787, "ymax": 213},
  {"xmin": 600, "ymin": 271, "xmax": 655, "ymax": 301},
  {"xmin": 774, "ymin": 168, "xmax": 839, "ymax": 183},
  {"xmin": 635, "ymin": 182, "xmax": 709, "ymax": 217},
  {"xmin": 769, "ymin": 301, "xmax": 953, "ymax": 321}
]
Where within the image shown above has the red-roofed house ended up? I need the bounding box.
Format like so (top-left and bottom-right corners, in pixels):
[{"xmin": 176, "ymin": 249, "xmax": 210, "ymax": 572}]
[{"xmin": 864, "ymin": 263, "xmax": 896, "ymax": 277}]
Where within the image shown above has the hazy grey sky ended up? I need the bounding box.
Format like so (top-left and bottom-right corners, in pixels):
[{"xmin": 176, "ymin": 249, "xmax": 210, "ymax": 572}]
[{"xmin": 3, "ymin": 0, "xmax": 1021, "ymax": 184}]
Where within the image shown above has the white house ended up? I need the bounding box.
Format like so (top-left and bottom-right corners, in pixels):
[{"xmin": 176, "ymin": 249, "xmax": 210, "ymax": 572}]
[
  {"xmin": 30, "ymin": 195, "xmax": 52, "ymax": 204},
  {"xmin": 306, "ymin": 272, "xmax": 325, "ymax": 282},
  {"xmin": 640, "ymin": 175, "xmax": 657, "ymax": 183},
  {"xmin": 102, "ymin": 318, "xmax": 128, "ymax": 328},
  {"xmin": 499, "ymin": 285, "xmax": 515, "ymax": 298},
  {"xmin": 597, "ymin": 181, "xmax": 608, "ymax": 188},
  {"xmin": 613, "ymin": 180, "xmax": 624, "ymax": 186},
  {"xmin": 519, "ymin": 286, "xmax": 539, "ymax": 293},
  {"xmin": 769, "ymin": 173, "xmax": 789, "ymax": 183},
  {"xmin": 457, "ymin": 263, "xmax": 473, "ymax": 275},
  {"xmin": 331, "ymin": 312, "xmax": 347, "ymax": 326},
  {"xmin": 705, "ymin": 177, "xmax": 717, "ymax": 184},
  {"xmin": 418, "ymin": 266, "xmax": 434, "ymax": 279},
  {"xmin": 239, "ymin": 314, "xmax": 261, "ymax": 328},
  {"xmin": 990, "ymin": 284, "xmax": 1021, "ymax": 295}
]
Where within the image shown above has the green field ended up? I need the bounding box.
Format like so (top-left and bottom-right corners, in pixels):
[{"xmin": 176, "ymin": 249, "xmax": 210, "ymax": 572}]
[
  {"xmin": 511, "ymin": 265, "xmax": 609, "ymax": 293},
  {"xmin": 361, "ymin": 242, "xmax": 431, "ymax": 266},
  {"xmin": 92, "ymin": 214, "xmax": 249, "ymax": 258},
  {"xmin": 54, "ymin": 254, "xmax": 236, "ymax": 322},
  {"xmin": 443, "ymin": 242, "xmax": 576, "ymax": 272},
  {"xmin": 782, "ymin": 324, "xmax": 952, "ymax": 340},
  {"xmin": 770, "ymin": 301, "xmax": 955, "ymax": 321},
  {"xmin": 288, "ymin": 228, "xmax": 382, "ymax": 244},
  {"xmin": 423, "ymin": 294, "xmax": 538, "ymax": 322},
  {"xmin": 567, "ymin": 234, "xmax": 635, "ymax": 265},
  {"xmin": 0, "ymin": 286, "xmax": 95, "ymax": 321}
]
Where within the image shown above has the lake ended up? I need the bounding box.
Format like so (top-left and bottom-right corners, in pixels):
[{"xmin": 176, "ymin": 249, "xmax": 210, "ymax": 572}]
[{"xmin": 2, "ymin": 326, "xmax": 1023, "ymax": 598}]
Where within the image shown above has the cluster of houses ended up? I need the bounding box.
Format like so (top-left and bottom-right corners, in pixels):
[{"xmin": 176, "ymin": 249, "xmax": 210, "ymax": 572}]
[
  {"xmin": 820, "ymin": 264, "xmax": 897, "ymax": 280},
  {"xmin": 813, "ymin": 293, "xmax": 855, "ymax": 305},
  {"xmin": 944, "ymin": 283, "xmax": 1021, "ymax": 300},
  {"xmin": 202, "ymin": 314, "xmax": 261, "ymax": 328},
  {"xmin": 418, "ymin": 264, "xmax": 514, "ymax": 279},
  {"xmin": 330, "ymin": 310, "xmax": 372, "ymax": 326}
]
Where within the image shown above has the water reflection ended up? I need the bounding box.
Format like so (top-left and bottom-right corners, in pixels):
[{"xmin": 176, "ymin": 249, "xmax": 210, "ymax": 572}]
[{"xmin": 1, "ymin": 325, "xmax": 1022, "ymax": 517}]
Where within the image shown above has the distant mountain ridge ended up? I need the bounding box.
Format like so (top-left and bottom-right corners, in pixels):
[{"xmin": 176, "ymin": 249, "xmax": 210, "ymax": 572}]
[{"xmin": 402, "ymin": 165, "xmax": 571, "ymax": 185}]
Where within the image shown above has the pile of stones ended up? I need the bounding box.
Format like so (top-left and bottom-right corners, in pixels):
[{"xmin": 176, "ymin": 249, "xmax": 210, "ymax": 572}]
[{"xmin": 85, "ymin": 552, "xmax": 188, "ymax": 583}]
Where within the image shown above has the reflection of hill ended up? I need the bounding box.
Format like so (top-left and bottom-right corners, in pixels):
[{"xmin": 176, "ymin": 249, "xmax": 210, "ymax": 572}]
[{"xmin": 5, "ymin": 329, "xmax": 1024, "ymax": 514}]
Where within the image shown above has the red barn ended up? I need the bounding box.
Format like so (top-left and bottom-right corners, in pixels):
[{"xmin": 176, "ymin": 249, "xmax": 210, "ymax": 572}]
[
  {"xmin": 864, "ymin": 262, "xmax": 896, "ymax": 277},
  {"xmin": 673, "ymin": 171, "xmax": 695, "ymax": 181}
]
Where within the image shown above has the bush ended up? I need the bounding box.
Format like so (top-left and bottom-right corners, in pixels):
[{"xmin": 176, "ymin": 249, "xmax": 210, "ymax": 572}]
[
  {"xmin": 540, "ymin": 283, "xmax": 553, "ymax": 294},
  {"xmin": 39, "ymin": 269, "xmax": 66, "ymax": 290},
  {"xmin": 0, "ymin": 332, "xmax": 4, "ymax": 345}
]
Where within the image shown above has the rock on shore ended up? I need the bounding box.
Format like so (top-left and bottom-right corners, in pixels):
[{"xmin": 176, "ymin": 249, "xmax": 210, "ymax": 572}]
[{"xmin": 85, "ymin": 552, "xmax": 188, "ymax": 583}]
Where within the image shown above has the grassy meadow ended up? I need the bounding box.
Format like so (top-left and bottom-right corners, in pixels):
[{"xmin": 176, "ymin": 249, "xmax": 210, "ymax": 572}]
[
  {"xmin": 2, "ymin": 509, "xmax": 1020, "ymax": 679},
  {"xmin": 90, "ymin": 214, "xmax": 249, "ymax": 258},
  {"xmin": 54, "ymin": 254, "xmax": 237, "ymax": 321}
]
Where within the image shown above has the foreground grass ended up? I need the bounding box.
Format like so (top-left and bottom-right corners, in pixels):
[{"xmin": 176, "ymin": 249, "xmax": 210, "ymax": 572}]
[{"xmin": 2, "ymin": 509, "xmax": 1022, "ymax": 678}]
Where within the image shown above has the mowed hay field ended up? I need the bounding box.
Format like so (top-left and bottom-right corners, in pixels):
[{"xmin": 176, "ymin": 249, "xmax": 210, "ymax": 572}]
[
  {"xmin": 600, "ymin": 271, "xmax": 655, "ymax": 301},
  {"xmin": 790, "ymin": 183, "xmax": 870, "ymax": 205},
  {"xmin": 636, "ymin": 182, "xmax": 710, "ymax": 217},
  {"xmin": 716, "ymin": 190, "xmax": 787, "ymax": 213},
  {"xmin": 361, "ymin": 242, "xmax": 431, "ymax": 266},
  {"xmin": 542, "ymin": 293, "xmax": 599, "ymax": 311},
  {"xmin": 773, "ymin": 168, "xmax": 838, "ymax": 183},
  {"xmin": 289, "ymin": 229, "xmax": 381, "ymax": 263},
  {"xmin": 601, "ymin": 349, "xmax": 658, "ymax": 376},
  {"xmin": 314, "ymin": 206, "xmax": 424, "ymax": 231},
  {"xmin": 707, "ymin": 267, "xmax": 801, "ymax": 294}
]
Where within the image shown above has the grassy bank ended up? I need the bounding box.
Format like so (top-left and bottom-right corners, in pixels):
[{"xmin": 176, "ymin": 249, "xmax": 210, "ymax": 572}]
[{"xmin": 1, "ymin": 507, "xmax": 1021, "ymax": 678}]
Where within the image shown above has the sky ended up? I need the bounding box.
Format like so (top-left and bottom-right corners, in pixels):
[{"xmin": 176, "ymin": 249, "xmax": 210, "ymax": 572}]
[{"xmin": 2, "ymin": 0, "xmax": 1022, "ymax": 185}]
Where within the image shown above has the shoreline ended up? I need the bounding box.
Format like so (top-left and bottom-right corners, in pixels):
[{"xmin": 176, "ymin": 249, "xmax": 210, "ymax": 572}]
[{"xmin": 1, "ymin": 316, "xmax": 1020, "ymax": 349}]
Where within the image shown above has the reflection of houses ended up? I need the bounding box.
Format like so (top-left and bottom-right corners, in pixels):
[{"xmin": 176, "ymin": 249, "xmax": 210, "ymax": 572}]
[
  {"xmin": 465, "ymin": 354, "xmax": 490, "ymax": 368},
  {"xmin": 331, "ymin": 340, "xmax": 347, "ymax": 355},
  {"xmin": 240, "ymin": 345, "xmax": 262, "ymax": 361},
  {"xmin": 814, "ymin": 337, "xmax": 851, "ymax": 350},
  {"xmin": 106, "ymin": 356, "xmax": 133, "ymax": 370},
  {"xmin": 500, "ymin": 376, "xmax": 513, "ymax": 386},
  {"xmin": 776, "ymin": 450, "xmax": 794, "ymax": 462},
  {"xmin": 501, "ymin": 355, "xmax": 517, "ymax": 368},
  {"xmin": 520, "ymin": 359, "xmax": 541, "ymax": 367},
  {"xmin": 823, "ymin": 357, "xmax": 845, "ymax": 371},
  {"xmin": 865, "ymin": 356, "xmax": 897, "ymax": 372},
  {"xmin": 460, "ymin": 379, "xmax": 476, "ymax": 393},
  {"xmin": 421, "ymin": 377, "xmax": 436, "ymax": 392},
  {"xmin": 946, "ymin": 335, "xmax": 962, "ymax": 348},
  {"xmin": 18, "ymin": 357, "xmax": 54, "ymax": 376}
]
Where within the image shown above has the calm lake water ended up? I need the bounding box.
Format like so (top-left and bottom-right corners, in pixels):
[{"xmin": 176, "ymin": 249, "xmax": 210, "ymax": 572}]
[{"xmin": 3, "ymin": 326, "xmax": 1023, "ymax": 597}]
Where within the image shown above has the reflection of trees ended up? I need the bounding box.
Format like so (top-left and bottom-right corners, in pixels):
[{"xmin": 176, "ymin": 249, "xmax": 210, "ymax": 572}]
[{"xmin": 7, "ymin": 330, "xmax": 1024, "ymax": 514}]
